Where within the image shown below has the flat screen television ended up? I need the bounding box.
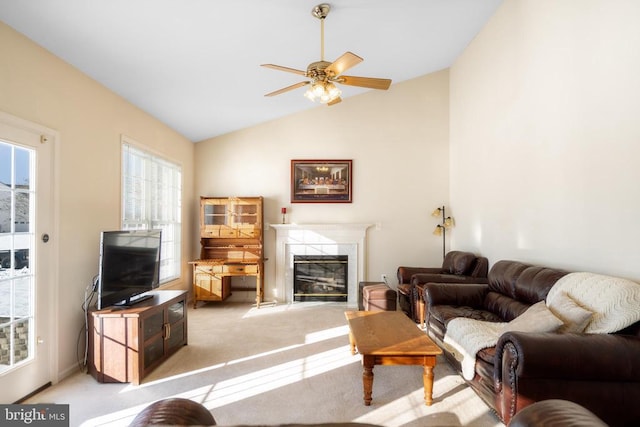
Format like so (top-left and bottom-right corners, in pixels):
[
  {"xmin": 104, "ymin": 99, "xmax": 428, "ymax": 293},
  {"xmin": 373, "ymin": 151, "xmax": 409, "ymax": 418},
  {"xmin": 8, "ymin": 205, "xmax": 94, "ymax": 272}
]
[{"xmin": 97, "ymin": 229, "xmax": 162, "ymax": 310}]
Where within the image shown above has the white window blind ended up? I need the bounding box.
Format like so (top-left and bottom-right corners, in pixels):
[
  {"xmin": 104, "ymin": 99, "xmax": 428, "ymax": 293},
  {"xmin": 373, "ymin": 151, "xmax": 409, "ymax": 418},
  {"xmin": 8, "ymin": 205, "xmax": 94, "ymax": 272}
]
[{"xmin": 122, "ymin": 140, "xmax": 182, "ymax": 283}]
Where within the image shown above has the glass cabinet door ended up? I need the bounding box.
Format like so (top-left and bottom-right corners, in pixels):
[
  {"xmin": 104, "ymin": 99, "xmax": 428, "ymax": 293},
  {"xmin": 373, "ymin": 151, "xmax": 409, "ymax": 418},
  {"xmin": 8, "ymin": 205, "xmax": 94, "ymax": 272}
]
[
  {"xmin": 202, "ymin": 202, "xmax": 227, "ymax": 226},
  {"xmin": 167, "ymin": 322, "xmax": 185, "ymax": 352},
  {"xmin": 167, "ymin": 301, "xmax": 184, "ymax": 324},
  {"xmin": 166, "ymin": 300, "xmax": 185, "ymax": 352},
  {"xmin": 144, "ymin": 338, "xmax": 164, "ymax": 368},
  {"xmin": 143, "ymin": 310, "xmax": 164, "ymax": 341}
]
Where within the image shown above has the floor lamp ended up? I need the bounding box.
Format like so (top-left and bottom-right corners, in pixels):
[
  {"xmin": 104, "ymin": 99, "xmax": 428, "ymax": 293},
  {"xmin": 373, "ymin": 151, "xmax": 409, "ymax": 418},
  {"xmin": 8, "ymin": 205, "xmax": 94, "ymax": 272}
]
[{"xmin": 432, "ymin": 205, "xmax": 454, "ymax": 260}]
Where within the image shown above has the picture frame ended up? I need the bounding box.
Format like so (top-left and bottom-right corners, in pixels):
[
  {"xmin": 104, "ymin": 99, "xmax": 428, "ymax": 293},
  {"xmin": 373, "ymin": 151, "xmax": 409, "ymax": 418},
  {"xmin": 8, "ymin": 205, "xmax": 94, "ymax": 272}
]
[{"xmin": 291, "ymin": 159, "xmax": 353, "ymax": 203}]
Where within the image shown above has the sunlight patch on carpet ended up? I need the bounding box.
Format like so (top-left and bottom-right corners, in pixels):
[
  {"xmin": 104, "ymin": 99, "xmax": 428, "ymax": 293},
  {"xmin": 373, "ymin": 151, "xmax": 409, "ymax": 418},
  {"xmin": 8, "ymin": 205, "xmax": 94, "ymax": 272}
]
[
  {"xmin": 81, "ymin": 345, "xmax": 359, "ymax": 426},
  {"xmin": 119, "ymin": 324, "xmax": 349, "ymax": 393},
  {"xmin": 352, "ymin": 372, "xmax": 501, "ymax": 427},
  {"xmin": 305, "ymin": 324, "xmax": 350, "ymax": 343},
  {"xmin": 242, "ymin": 302, "xmax": 349, "ymax": 318},
  {"xmin": 192, "ymin": 345, "xmax": 359, "ymax": 409}
]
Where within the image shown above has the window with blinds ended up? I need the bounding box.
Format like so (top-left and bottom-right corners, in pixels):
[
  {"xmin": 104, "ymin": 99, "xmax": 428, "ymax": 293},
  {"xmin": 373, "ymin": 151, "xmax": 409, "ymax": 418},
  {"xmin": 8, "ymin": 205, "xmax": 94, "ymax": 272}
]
[{"xmin": 121, "ymin": 138, "xmax": 182, "ymax": 283}]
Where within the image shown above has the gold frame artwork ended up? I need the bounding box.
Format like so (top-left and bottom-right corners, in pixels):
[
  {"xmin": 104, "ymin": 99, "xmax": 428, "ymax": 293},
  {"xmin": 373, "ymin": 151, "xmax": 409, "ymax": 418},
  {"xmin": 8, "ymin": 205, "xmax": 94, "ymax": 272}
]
[{"xmin": 291, "ymin": 159, "xmax": 353, "ymax": 203}]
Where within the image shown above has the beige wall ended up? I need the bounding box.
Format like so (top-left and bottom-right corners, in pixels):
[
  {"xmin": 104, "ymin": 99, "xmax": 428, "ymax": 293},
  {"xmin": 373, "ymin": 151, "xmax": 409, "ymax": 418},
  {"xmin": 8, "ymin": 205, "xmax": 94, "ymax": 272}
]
[
  {"xmin": 10, "ymin": 0, "xmax": 635, "ymax": 382},
  {"xmin": 195, "ymin": 70, "xmax": 451, "ymax": 302},
  {"xmin": 450, "ymin": 0, "xmax": 640, "ymax": 278},
  {"xmin": 0, "ymin": 21, "xmax": 196, "ymax": 379}
]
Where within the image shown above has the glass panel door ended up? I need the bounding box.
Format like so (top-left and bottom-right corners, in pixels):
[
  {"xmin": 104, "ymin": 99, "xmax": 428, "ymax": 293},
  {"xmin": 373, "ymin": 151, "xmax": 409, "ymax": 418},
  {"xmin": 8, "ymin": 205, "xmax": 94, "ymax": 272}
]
[
  {"xmin": 0, "ymin": 141, "xmax": 35, "ymax": 374},
  {"xmin": 0, "ymin": 112, "xmax": 54, "ymax": 403}
]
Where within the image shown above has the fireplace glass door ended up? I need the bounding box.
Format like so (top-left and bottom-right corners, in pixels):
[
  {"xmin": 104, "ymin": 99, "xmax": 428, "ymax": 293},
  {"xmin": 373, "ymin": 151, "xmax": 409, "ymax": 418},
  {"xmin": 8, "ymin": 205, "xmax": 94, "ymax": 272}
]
[{"xmin": 293, "ymin": 255, "xmax": 347, "ymax": 302}]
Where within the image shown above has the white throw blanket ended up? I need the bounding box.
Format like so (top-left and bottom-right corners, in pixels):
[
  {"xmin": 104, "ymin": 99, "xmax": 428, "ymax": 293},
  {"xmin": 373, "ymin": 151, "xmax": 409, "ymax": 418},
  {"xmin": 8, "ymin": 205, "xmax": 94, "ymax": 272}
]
[
  {"xmin": 443, "ymin": 319, "xmax": 505, "ymax": 381},
  {"xmin": 547, "ymin": 272, "xmax": 640, "ymax": 333},
  {"xmin": 444, "ymin": 272, "xmax": 640, "ymax": 382}
]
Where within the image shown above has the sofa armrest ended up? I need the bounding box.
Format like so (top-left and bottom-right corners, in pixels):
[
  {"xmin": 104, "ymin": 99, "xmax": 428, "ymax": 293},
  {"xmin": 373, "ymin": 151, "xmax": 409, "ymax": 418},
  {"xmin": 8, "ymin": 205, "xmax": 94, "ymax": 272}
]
[
  {"xmin": 495, "ymin": 331, "xmax": 640, "ymax": 382},
  {"xmin": 495, "ymin": 332, "xmax": 640, "ymax": 425},
  {"xmin": 396, "ymin": 266, "xmax": 443, "ymax": 284},
  {"xmin": 423, "ymin": 282, "xmax": 489, "ymax": 308}
]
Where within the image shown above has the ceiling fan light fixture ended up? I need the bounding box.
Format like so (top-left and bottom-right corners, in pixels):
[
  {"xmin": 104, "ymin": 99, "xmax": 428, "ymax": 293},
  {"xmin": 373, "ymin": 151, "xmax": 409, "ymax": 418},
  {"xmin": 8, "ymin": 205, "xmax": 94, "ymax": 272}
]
[
  {"xmin": 304, "ymin": 80, "xmax": 341, "ymax": 104},
  {"xmin": 303, "ymin": 82, "xmax": 323, "ymax": 101},
  {"xmin": 321, "ymin": 82, "xmax": 341, "ymax": 103},
  {"xmin": 312, "ymin": 82, "xmax": 325, "ymax": 97},
  {"xmin": 327, "ymin": 82, "xmax": 341, "ymax": 97},
  {"xmin": 303, "ymin": 90, "xmax": 315, "ymax": 101}
]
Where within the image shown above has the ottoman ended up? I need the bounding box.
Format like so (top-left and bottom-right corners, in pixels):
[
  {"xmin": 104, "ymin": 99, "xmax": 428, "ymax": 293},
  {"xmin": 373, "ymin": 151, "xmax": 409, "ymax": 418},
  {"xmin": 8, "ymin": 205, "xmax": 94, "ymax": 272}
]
[
  {"xmin": 358, "ymin": 281, "xmax": 386, "ymax": 310},
  {"xmin": 362, "ymin": 284, "xmax": 397, "ymax": 311}
]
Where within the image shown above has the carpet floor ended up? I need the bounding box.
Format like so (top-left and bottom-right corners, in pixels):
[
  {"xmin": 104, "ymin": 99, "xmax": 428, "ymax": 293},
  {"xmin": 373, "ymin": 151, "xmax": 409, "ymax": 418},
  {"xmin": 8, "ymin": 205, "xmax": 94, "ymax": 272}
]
[{"xmin": 26, "ymin": 302, "xmax": 504, "ymax": 427}]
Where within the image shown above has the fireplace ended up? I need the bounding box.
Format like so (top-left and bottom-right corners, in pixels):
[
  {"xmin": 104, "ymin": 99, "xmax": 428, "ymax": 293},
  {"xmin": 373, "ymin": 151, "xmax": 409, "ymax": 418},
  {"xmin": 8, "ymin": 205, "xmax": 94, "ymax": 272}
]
[
  {"xmin": 293, "ymin": 255, "xmax": 348, "ymax": 302},
  {"xmin": 271, "ymin": 223, "xmax": 373, "ymax": 306}
]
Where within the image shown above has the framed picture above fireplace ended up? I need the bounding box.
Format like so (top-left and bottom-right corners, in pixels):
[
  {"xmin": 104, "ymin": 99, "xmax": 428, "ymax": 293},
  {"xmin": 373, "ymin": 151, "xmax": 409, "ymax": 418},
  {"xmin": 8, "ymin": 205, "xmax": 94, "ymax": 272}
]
[{"xmin": 291, "ymin": 159, "xmax": 352, "ymax": 203}]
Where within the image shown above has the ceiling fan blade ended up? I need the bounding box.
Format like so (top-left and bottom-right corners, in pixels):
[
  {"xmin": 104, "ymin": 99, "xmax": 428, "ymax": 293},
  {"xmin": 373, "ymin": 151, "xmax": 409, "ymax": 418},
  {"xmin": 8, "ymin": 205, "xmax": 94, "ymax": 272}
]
[
  {"xmin": 261, "ymin": 64, "xmax": 307, "ymax": 77},
  {"xmin": 325, "ymin": 52, "xmax": 363, "ymax": 77},
  {"xmin": 327, "ymin": 97, "xmax": 342, "ymax": 106},
  {"xmin": 338, "ymin": 75, "xmax": 392, "ymax": 90},
  {"xmin": 264, "ymin": 81, "xmax": 310, "ymax": 97}
]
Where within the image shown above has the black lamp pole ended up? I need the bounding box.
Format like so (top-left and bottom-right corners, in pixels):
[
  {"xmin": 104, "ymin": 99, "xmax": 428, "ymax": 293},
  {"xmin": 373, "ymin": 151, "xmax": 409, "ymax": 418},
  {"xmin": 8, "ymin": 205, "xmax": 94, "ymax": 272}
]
[{"xmin": 440, "ymin": 206, "xmax": 446, "ymax": 260}]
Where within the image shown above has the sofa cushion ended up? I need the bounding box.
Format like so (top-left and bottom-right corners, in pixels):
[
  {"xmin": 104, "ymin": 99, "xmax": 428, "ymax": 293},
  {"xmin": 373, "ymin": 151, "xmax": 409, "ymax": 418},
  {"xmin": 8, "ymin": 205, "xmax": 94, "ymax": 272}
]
[
  {"xmin": 548, "ymin": 272, "xmax": 640, "ymax": 333},
  {"xmin": 502, "ymin": 301, "xmax": 564, "ymax": 333},
  {"xmin": 488, "ymin": 261, "xmax": 531, "ymax": 298},
  {"xmin": 513, "ymin": 266, "xmax": 568, "ymax": 304},
  {"xmin": 431, "ymin": 305, "xmax": 502, "ymax": 326},
  {"xmin": 446, "ymin": 251, "xmax": 477, "ymax": 275},
  {"xmin": 484, "ymin": 292, "xmax": 530, "ymax": 321},
  {"xmin": 443, "ymin": 319, "xmax": 505, "ymax": 380},
  {"xmin": 548, "ymin": 292, "xmax": 594, "ymax": 333}
]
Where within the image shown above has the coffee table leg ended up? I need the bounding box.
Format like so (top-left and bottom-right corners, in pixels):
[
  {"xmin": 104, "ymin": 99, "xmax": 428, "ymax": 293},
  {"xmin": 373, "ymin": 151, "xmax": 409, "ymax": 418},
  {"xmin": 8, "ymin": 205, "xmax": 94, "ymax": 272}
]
[
  {"xmin": 348, "ymin": 331, "xmax": 356, "ymax": 355},
  {"xmin": 423, "ymin": 363, "xmax": 434, "ymax": 406},
  {"xmin": 362, "ymin": 355, "xmax": 374, "ymax": 406}
]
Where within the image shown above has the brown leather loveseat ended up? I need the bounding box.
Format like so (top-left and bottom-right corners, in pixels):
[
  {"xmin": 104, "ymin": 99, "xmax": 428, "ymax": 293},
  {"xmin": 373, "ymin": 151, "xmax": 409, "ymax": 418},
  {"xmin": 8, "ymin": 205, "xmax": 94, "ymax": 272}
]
[
  {"xmin": 423, "ymin": 259, "xmax": 640, "ymax": 426},
  {"xmin": 396, "ymin": 251, "xmax": 488, "ymax": 324}
]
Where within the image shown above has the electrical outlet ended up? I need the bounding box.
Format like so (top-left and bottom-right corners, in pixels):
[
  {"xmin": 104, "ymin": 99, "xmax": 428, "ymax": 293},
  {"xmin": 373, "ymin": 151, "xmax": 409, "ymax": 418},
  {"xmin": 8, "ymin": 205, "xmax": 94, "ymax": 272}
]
[{"xmin": 381, "ymin": 274, "xmax": 388, "ymax": 284}]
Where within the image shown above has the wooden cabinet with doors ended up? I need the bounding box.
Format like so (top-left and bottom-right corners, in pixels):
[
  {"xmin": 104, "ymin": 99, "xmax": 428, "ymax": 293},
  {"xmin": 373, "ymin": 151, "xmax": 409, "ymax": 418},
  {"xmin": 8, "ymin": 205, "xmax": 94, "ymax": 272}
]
[
  {"xmin": 88, "ymin": 290, "xmax": 187, "ymax": 385},
  {"xmin": 190, "ymin": 196, "xmax": 264, "ymax": 308}
]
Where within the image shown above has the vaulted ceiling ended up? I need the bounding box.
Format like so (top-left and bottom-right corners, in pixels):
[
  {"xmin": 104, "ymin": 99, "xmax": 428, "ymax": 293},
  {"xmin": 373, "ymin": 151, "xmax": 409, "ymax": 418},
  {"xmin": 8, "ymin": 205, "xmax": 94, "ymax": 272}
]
[{"xmin": 0, "ymin": 0, "xmax": 503, "ymax": 141}]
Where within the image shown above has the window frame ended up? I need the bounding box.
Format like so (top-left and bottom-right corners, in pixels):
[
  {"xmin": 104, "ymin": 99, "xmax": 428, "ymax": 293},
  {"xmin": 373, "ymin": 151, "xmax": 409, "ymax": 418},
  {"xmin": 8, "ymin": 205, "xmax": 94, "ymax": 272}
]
[{"xmin": 121, "ymin": 136, "xmax": 182, "ymax": 284}]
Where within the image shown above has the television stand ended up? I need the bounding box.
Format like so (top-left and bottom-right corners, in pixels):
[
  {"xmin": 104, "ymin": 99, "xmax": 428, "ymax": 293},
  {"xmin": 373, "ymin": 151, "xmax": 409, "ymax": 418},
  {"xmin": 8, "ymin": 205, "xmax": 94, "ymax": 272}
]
[{"xmin": 88, "ymin": 290, "xmax": 188, "ymax": 384}]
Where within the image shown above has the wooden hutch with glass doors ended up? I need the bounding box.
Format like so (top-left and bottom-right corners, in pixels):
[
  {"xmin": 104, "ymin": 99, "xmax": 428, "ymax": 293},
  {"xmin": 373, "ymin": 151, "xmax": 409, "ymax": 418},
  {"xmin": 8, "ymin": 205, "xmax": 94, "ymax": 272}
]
[{"xmin": 190, "ymin": 196, "xmax": 264, "ymax": 308}]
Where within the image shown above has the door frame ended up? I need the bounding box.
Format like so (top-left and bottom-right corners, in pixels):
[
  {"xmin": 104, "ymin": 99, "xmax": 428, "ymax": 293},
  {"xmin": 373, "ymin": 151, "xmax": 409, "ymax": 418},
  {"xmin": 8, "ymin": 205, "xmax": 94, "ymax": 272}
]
[{"xmin": 0, "ymin": 110, "xmax": 60, "ymax": 395}]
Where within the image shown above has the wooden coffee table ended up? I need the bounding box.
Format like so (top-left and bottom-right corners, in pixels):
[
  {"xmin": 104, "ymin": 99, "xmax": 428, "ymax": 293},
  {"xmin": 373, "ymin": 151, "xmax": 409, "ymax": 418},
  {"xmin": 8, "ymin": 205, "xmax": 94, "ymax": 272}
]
[{"xmin": 345, "ymin": 310, "xmax": 442, "ymax": 406}]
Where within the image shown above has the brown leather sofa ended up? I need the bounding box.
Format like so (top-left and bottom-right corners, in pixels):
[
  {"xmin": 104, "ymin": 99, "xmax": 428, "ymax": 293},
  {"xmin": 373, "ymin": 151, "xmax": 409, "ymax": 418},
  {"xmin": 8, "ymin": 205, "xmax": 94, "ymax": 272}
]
[
  {"xmin": 130, "ymin": 398, "xmax": 607, "ymax": 427},
  {"xmin": 423, "ymin": 259, "xmax": 640, "ymax": 426},
  {"xmin": 396, "ymin": 251, "xmax": 488, "ymax": 324},
  {"xmin": 131, "ymin": 398, "xmax": 382, "ymax": 426},
  {"xmin": 508, "ymin": 399, "xmax": 608, "ymax": 427},
  {"xmin": 133, "ymin": 397, "xmax": 608, "ymax": 427}
]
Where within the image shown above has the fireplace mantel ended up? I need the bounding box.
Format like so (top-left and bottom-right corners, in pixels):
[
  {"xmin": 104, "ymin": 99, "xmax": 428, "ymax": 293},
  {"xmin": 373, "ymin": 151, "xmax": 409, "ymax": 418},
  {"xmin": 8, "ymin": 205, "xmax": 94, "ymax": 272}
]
[{"xmin": 271, "ymin": 223, "xmax": 373, "ymax": 306}]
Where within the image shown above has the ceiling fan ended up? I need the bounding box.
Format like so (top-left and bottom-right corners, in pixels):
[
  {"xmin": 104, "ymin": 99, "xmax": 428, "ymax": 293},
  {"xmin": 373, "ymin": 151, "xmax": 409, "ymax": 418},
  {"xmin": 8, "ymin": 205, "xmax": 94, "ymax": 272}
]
[{"xmin": 261, "ymin": 3, "xmax": 392, "ymax": 106}]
